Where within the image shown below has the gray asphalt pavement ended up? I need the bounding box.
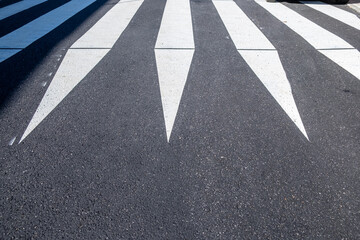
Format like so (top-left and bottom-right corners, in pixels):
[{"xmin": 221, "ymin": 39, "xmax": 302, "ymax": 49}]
[{"xmin": 1, "ymin": 0, "xmax": 360, "ymax": 239}]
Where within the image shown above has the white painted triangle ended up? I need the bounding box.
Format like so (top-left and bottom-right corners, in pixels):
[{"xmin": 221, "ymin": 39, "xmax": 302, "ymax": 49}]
[
  {"xmin": 155, "ymin": 49, "xmax": 194, "ymax": 142},
  {"xmin": 319, "ymin": 49, "xmax": 360, "ymax": 81},
  {"xmin": 239, "ymin": 50, "xmax": 309, "ymax": 140},
  {"xmin": 20, "ymin": 49, "xmax": 109, "ymax": 142}
]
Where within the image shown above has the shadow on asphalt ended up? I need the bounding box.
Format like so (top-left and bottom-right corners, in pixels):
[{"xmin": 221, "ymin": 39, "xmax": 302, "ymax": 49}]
[
  {"xmin": 0, "ymin": 0, "xmax": 112, "ymax": 113},
  {"xmin": 0, "ymin": 0, "xmax": 21, "ymax": 8}
]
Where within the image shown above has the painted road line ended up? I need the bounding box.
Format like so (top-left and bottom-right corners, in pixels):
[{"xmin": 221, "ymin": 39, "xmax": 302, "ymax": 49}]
[
  {"xmin": 255, "ymin": 0, "xmax": 360, "ymax": 81},
  {"xmin": 20, "ymin": 0, "xmax": 144, "ymax": 142},
  {"xmin": 319, "ymin": 49, "xmax": 360, "ymax": 79},
  {"xmin": 155, "ymin": 0, "xmax": 194, "ymax": 142},
  {"xmin": 348, "ymin": 1, "xmax": 360, "ymax": 13},
  {"xmin": 155, "ymin": 0, "xmax": 194, "ymax": 49},
  {"xmin": 213, "ymin": 0, "xmax": 308, "ymax": 139},
  {"xmin": 0, "ymin": 0, "xmax": 48, "ymax": 21},
  {"xmin": 213, "ymin": 1, "xmax": 274, "ymax": 50},
  {"xmin": 71, "ymin": 0, "xmax": 143, "ymax": 48},
  {"xmin": 155, "ymin": 49, "xmax": 194, "ymax": 142},
  {"xmin": 300, "ymin": 1, "xmax": 360, "ymax": 31},
  {"xmin": 0, "ymin": 0, "xmax": 96, "ymax": 63}
]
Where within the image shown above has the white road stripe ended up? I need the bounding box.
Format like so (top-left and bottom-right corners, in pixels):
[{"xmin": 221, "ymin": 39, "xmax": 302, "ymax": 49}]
[
  {"xmin": 155, "ymin": 0, "xmax": 194, "ymax": 49},
  {"xmin": 0, "ymin": 0, "xmax": 96, "ymax": 63},
  {"xmin": 300, "ymin": 1, "xmax": 360, "ymax": 31},
  {"xmin": 8, "ymin": 136, "xmax": 16, "ymax": 146},
  {"xmin": 72, "ymin": 0, "xmax": 142, "ymax": 48},
  {"xmin": 155, "ymin": 49, "xmax": 194, "ymax": 141},
  {"xmin": 255, "ymin": 0, "xmax": 360, "ymax": 81},
  {"xmin": 320, "ymin": 49, "xmax": 360, "ymax": 79},
  {"xmin": 213, "ymin": 1, "xmax": 274, "ymax": 50},
  {"xmin": 0, "ymin": 0, "xmax": 47, "ymax": 21},
  {"xmin": 155, "ymin": 0, "xmax": 194, "ymax": 142},
  {"xmin": 214, "ymin": 0, "xmax": 308, "ymax": 139},
  {"xmin": 20, "ymin": 0, "xmax": 143, "ymax": 142},
  {"xmin": 349, "ymin": 1, "xmax": 360, "ymax": 13}
]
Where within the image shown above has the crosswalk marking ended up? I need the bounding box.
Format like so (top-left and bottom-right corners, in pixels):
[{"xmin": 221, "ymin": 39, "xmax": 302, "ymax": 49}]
[
  {"xmin": 300, "ymin": 1, "xmax": 360, "ymax": 31},
  {"xmin": 155, "ymin": 0, "xmax": 194, "ymax": 142},
  {"xmin": 72, "ymin": 0, "xmax": 143, "ymax": 49},
  {"xmin": 213, "ymin": 1, "xmax": 274, "ymax": 50},
  {"xmin": 0, "ymin": 0, "xmax": 356, "ymax": 143},
  {"xmin": 20, "ymin": 0, "xmax": 144, "ymax": 142},
  {"xmin": 319, "ymin": 48, "xmax": 360, "ymax": 78},
  {"xmin": 256, "ymin": 0, "xmax": 352, "ymax": 49},
  {"xmin": 155, "ymin": 0, "xmax": 194, "ymax": 49},
  {"xmin": 20, "ymin": 49, "xmax": 109, "ymax": 143},
  {"xmin": 0, "ymin": 0, "xmax": 47, "ymax": 21},
  {"xmin": 214, "ymin": 0, "xmax": 308, "ymax": 139},
  {"xmin": 0, "ymin": 0, "xmax": 96, "ymax": 63},
  {"xmin": 255, "ymin": 0, "xmax": 360, "ymax": 81}
]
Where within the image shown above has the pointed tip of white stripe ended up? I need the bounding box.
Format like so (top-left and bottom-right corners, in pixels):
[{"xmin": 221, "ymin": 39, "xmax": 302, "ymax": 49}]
[
  {"xmin": 19, "ymin": 0, "xmax": 144, "ymax": 142},
  {"xmin": 238, "ymin": 50, "xmax": 309, "ymax": 140},
  {"xmin": 294, "ymin": 118, "xmax": 309, "ymax": 141},
  {"xmin": 319, "ymin": 49, "xmax": 360, "ymax": 81},
  {"xmin": 20, "ymin": 49, "xmax": 109, "ymax": 142},
  {"xmin": 155, "ymin": 49, "xmax": 194, "ymax": 143}
]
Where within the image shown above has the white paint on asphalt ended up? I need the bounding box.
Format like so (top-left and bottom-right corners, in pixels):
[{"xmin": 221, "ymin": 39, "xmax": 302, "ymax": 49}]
[
  {"xmin": 214, "ymin": 0, "xmax": 308, "ymax": 139},
  {"xmin": 155, "ymin": 0, "xmax": 194, "ymax": 49},
  {"xmin": 8, "ymin": 137, "xmax": 16, "ymax": 146},
  {"xmin": 239, "ymin": 50, "xmax": 308, "ymax": 139},
  {"xmin": 320, "ymin": 49, "xmax": 360, "ymax": 80},
  {"xmin": 20, "ymin": 49, "xmax": 109, "ymax": 142},
  {"xmin": 255, "ymin": 0, "xmax": 352, "ymax": 49},
  {"xmin": 155, "ymin": 0, "xmax": 194, "ymax": 142},
  {"xmin": 301, "ymin": 1, "xmax": 360, "ymax": 31},
  {"xmin": 72, "ymin": 0, "xmax": 143, "ymax": 48},
  {"xmin": 348, "ymin": 1, "xmax": 360, "ymax": 13},
  {"xmin": 20, "ymin": 0, "xmax": 143, "ymax": 142},
  {"xmin": 0, "ymin": 0, "xmax": 47, "ymax": 21},
  {"xmin": 255, "ymin": 0, "xmax": 360, "ymax": 81},
  {"xmin": 213, "ymin": 1, "xmax": 274, "ymax": 50},
  {"xmin": 0, "ymin": 0, "xmax": 96, "ymax": 63},
  {"xmin": 155, "ymin": 49, "xmax": 194, "ymax": 142}
]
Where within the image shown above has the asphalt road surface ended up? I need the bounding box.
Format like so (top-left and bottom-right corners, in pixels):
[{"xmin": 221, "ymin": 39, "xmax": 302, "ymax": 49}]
[{"xmin": 1, "ymin": 0, "xmax": 360, "ymax": 239}]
